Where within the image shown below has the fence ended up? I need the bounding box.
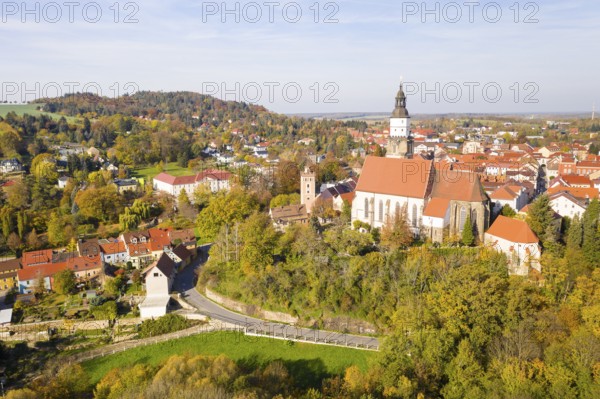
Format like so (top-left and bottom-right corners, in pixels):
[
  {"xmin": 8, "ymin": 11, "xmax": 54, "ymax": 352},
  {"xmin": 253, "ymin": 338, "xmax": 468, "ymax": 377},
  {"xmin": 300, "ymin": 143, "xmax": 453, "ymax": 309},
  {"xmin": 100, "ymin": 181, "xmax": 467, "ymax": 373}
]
[{"xmin": 62, "ymin": 321, "xmax": 379, "ymax": 365}]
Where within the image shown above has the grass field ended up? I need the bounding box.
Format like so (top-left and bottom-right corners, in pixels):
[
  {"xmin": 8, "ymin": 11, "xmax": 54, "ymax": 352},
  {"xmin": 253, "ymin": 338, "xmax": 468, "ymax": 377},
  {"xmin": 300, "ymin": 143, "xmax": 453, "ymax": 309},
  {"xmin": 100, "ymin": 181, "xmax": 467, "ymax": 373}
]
[
  {"xmin": 0, "ymin": 103, "xmax": 79, "ymax": 122},
  {"xmin": 82, "ymin": 331, "xmax": 375, "ymax": 386},
  {"xmin": 132, "ymin": 162, "xmax": 194, "ymax": 181}
]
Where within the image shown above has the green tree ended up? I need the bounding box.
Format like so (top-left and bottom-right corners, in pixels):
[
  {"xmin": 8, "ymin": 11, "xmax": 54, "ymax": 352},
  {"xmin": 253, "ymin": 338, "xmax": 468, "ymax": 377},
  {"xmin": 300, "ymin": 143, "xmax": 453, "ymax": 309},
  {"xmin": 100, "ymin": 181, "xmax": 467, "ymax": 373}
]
[
  {"xmin": 567, "ymin": 214, "xmax": 583, "ymax": 249},
  {"xmin": 54, "ymin": 269, "xmax": 76, "ymax": 295},
  {"xmin": 442, "ymin": 340, "xmax": 486, "ymax": 399},
  {"xmin": 501, "ymin": 204, "xmax": 517, "ymax": 217},
  {"xmin": 582, "ymin": 199, "xmax": 600, "ymax": 265},
  {"xmin": 270, "ymin": 193, "xmax": 301, "ymax": 208},
  {"xmin": 47, "ymin": 212, "xmax": 70, "ymax": 246},
  {"xmin": 103, "ymin": 276, "xmax": 124, "ymax": 298},
  {"xmin": 91, "ymin": 300, "xmax": 118, "ymax": 320},
  {"xmin": 526, "ymin": 194, "xmax": 557, "ymax": 244},
  {"xmin": 461, "ymin": 214, "xmax": 475, "ymax": 246},
  {"xmin": 239, "ymin": 212, "xmax": 278, "ymax": 276}
]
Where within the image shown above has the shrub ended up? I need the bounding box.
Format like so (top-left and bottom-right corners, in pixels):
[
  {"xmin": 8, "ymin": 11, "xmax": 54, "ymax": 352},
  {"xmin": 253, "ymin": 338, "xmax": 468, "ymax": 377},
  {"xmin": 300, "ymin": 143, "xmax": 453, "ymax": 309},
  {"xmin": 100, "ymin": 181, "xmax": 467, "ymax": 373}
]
[{"xmin": 138, "ymin": 314, "xmax": 190, "ymax": 338}]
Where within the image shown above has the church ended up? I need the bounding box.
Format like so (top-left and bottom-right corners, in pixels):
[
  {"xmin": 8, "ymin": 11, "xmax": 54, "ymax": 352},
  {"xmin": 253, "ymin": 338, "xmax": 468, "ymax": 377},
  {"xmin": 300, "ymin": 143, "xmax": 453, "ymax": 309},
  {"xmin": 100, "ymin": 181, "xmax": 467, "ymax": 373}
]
[{"xmin": 351, "ymin": 82, "xmax": 491, "ymax": 243}]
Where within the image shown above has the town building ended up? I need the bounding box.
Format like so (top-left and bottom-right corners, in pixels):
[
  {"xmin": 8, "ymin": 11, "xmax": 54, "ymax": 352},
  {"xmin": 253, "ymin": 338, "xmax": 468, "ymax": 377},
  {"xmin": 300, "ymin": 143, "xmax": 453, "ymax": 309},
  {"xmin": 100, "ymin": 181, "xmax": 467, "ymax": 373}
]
[
  {"xmin": 153, "ymin": 169, "xmax": 232, "ymax": 197},
  {"xmin": 485, "ymin": 216, "xmax": 541, "ymax": 276},
  {"xmin": 139, "ymin": 253, "xmax": 176, "ymax": 318}
]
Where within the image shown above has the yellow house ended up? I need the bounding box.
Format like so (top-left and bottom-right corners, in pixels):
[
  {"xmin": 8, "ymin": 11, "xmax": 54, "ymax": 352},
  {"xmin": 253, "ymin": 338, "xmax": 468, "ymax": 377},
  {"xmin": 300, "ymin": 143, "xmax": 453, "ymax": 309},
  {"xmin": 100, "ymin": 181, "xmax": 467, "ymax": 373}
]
[{"xmin": 0, "ymin": 258, "xmax": 21, "ymax": 291}]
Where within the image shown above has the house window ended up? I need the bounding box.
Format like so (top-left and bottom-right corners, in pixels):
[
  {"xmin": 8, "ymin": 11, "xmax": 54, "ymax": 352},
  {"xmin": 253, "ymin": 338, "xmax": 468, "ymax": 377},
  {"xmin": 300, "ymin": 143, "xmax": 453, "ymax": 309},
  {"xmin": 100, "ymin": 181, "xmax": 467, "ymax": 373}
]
[
  {"xmin": 154, "ymin": 272, "xmax": 159, "ymax": 277},
  {"xmin": 379, "ymin": 200, "xmax": 384, "ymax": 222},
  {"xmin": 364, "ymin": 198, "xmax": 369, "ymax": 219}
]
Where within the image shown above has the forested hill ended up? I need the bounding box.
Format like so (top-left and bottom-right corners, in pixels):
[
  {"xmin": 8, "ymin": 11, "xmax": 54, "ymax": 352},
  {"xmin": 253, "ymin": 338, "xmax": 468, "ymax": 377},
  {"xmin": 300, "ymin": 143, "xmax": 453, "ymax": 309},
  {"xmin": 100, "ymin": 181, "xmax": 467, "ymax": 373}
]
[
  {"xmin": 35, "ymin": 91, "xmax": 273, "ymax": 125},
  {"xmin": 32, "ymin": 91, "xmax": 368, "ymax": 149}
]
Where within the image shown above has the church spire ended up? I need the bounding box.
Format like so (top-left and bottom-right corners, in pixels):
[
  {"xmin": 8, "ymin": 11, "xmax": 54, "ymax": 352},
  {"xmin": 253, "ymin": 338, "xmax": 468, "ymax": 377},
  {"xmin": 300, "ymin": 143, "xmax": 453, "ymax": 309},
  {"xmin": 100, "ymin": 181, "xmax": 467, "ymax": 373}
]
[{"xmin": 392, "ymin": 82, "xmax": 409, "ymax": 118}]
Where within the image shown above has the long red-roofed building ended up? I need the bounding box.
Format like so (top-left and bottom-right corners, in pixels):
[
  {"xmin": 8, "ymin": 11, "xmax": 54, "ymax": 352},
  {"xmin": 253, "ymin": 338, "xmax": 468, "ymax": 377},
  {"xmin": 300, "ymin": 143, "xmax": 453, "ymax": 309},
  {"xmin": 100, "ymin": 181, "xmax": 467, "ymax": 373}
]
[{"xmin": 153, "ymin": 169, "xmax": 232, "ymax": 197}]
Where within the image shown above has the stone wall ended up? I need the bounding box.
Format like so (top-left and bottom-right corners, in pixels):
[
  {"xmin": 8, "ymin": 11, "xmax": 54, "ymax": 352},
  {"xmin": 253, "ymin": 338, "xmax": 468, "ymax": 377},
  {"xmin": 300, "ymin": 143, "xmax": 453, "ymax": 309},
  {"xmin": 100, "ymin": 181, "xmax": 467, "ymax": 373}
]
[{"xmin": 205, "ymin": 288, "xmax": 298, "ymax": 324}]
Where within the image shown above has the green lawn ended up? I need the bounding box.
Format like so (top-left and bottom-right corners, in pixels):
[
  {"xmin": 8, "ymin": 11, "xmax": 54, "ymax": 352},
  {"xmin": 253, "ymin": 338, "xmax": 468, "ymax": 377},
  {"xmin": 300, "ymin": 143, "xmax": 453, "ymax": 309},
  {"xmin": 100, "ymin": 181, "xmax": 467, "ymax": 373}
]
[
  {"xmin": 82, "ymin": 331, "xmax": 375, "ymax": 385},
  {"xmin": 132, "ymin": 162, "xmax": 194, "ymax": 181},
  {"xmin": 0, "ymin": 103, "xmax": 79, "ymax": 122}
]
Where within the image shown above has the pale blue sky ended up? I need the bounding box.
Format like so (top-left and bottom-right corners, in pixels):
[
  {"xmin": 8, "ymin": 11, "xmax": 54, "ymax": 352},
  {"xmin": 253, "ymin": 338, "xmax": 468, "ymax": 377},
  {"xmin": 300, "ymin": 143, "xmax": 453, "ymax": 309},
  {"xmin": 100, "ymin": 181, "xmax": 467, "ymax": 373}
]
[{"xmin": 0, "ymin": 0, "xmax": 598, "ymax": 114}]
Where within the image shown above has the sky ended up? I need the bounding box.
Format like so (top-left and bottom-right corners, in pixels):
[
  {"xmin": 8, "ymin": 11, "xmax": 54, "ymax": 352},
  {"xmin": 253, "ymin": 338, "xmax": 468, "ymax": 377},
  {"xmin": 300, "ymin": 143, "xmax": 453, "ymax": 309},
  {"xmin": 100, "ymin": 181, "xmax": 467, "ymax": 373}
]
[{"xmin": 0, "ymin": 0, "xmax": 599, "ymax": 114}]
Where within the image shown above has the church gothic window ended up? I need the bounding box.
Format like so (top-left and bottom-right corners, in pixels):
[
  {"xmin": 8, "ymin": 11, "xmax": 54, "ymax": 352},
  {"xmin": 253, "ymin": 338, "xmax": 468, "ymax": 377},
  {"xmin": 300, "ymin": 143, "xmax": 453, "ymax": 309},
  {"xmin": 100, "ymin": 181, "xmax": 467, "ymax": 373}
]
[
  {"xmin": 412, "ymin": 204, "xmax": 418, "ymax": 227},
  {"xmin": 459, "ymin": 207, "xmax": 467, "ymax": 231},
  {"xmin": 379, "ymin": 200, "xmax": 384, "ymax": 222},
  {"xmin": 364, "ymin": 198, "xmax": 369, "ymax": 219}
]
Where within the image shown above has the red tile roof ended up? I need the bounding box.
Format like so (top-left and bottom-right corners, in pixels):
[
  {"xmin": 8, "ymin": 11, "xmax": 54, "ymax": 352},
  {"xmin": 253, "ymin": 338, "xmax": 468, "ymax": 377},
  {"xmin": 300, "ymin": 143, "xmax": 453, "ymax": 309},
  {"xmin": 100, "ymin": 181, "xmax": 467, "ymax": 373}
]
[
  {"xmin": 431, "ymin": 169, "xmax": 489, "ymax": 203},
  {"xmin": 22, "ymin": 250, "xmax": 53, "ymax": 267},
  {"xmin": 547, "ymin": 186, "xmax": 599, "ymax": 200},
  {"xmin": 423, "ymin": 198, "xmax": 450, "ymax": 218},
  {"xmin": 100, "ymin": 241, "xmax": 127, "ymax": 255},
  {"xmin": 18, "ymin": 262, "xmax": 66, "ymax": 282},
  {"xmin": 154, "ymin": 170, "xmax": 232, "ymax": 186},
  {"xmin": 490, "ymin": 186, "xmax": 519, "ymax": 201},
  {"xmin": 486, "ymin": 216, "xmax": 539, "ymax": 243},
  {"xmin": 356, "ymin": 156, "xmax": 433, "ymax": 199}
]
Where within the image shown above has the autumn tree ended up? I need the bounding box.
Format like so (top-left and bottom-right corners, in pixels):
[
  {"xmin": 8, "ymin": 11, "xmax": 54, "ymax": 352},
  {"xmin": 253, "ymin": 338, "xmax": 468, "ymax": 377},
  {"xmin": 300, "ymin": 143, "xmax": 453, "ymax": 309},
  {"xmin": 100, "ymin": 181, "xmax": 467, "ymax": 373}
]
[
  {"xmin": 195, "ymin": 189, "xmax": 258, "ymax": 242},
  {"xmin": 26, "ymin": 229, "xmax": 41, "ymax": 249},
  {"xmin": 54, "ymin": 269, "xmax": 76, "ymax": 295},
  {"xmin": 75, "ymin": 186, "xmax": 123, "ymax": 223},
  {"xmin": 274, "ymin": 160, "xmax": 300, "ymax": 195},
  {"xmin": 381, "ymin": 207, "xmax": 413, "ymax": 251},
  {"xmin": 31, "ymin": 153, "xmax": 58, "ymax": 182},
  {"xmin": 7, "ymin": 232, "xmax": 21, "ymax": 252},
  {"xmin": 4, "ymin": 179, "xmax": 29, "ymax": 209},
  {"xmin": 0, "ymin": 121, "xmax": 21, "ymax": 157}
]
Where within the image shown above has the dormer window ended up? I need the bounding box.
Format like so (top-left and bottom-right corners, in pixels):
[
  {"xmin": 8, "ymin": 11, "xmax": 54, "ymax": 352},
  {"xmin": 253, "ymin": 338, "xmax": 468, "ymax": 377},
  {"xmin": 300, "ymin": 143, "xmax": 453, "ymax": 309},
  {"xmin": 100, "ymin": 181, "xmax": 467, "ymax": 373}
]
[
  {"xmin": 141, "ymin": 237, "xmax": 146, "ymax": 242},
  {"xmin": 132, "ymin": 238, "xmax": 137, "ymax": 244}
]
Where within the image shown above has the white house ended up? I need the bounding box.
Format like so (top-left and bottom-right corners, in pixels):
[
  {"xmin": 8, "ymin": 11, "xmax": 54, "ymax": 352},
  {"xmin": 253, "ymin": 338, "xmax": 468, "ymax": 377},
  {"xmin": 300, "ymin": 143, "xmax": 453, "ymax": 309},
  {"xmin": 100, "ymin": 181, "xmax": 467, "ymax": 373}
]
[
  {"xmin": 99, "ymin": 239, "xmax": 128, "ymax": 265},
  {"xmin": 153, "ymin": 169, "xmax": 232, "ymax": 197},
  {"xmin": 485, "ymin": 216, "xmax": 541, "ymax": 276},
  {"xmin": 139, "ymin": 253, "xmax": 176, "ymax": 319},
  {"xmin": 0, "ymin": 159, "xmax": 22, "ymax": 174},
  {"xmin": 490, "ymin": 184, "xmax": 528, "ymax": 214},
  {"xmin": 549, "ymin": 192, "xmax": 587, "ymax": 220}
]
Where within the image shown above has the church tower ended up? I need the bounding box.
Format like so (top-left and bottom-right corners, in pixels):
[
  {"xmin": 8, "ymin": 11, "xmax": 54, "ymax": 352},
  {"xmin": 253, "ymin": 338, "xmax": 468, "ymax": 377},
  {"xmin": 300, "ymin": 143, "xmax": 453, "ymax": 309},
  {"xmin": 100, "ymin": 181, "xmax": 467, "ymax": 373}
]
[
  {"xmin": 387, "ymin": 82, "xmax": 413, "ymax": 159},
  {"xmin": 301, "ymin": 166, "xmax": 316, "ymax": 213}
]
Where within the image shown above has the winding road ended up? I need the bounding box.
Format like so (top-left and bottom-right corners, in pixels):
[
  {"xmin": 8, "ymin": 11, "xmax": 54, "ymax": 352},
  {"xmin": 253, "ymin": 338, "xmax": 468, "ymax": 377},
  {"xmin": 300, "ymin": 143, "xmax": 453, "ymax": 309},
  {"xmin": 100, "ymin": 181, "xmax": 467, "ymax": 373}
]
[{"xmin": 173, "ymin": 249, "xmax": 381, "ymax": 350}]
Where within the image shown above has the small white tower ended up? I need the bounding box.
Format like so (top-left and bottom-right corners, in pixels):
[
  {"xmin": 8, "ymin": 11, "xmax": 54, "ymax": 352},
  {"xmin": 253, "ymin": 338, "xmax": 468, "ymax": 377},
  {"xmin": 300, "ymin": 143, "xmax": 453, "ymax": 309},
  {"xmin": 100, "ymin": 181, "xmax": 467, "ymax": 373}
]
[{"xmin": 300, "ymin": 166, "xmax": 316, "ymax": 213}]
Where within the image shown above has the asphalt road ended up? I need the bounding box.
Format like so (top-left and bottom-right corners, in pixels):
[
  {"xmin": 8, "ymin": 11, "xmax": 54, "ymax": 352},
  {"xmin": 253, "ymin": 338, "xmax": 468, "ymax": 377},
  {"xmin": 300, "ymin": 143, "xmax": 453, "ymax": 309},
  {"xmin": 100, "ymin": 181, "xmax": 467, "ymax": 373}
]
[{"xmin": 173, "ymin": 249, "xmax": 381, "ymax": 350}]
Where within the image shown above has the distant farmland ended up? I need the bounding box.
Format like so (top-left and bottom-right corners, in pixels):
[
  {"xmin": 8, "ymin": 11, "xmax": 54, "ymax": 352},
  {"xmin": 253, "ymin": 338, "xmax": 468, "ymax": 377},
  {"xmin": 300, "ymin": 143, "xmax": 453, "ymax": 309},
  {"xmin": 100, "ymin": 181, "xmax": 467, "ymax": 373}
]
[{"xmin": 0, "ymin": 103, "xmax": 78, "ymax": 122}]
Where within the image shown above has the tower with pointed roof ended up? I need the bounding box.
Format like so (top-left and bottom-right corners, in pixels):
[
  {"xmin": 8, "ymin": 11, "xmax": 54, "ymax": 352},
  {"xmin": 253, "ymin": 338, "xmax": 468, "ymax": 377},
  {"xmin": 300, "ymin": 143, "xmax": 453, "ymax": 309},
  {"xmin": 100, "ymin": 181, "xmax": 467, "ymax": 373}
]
[
  {"xmin": 301, "ymin": 166, "xmax": 317, "ymax": 213},
  {"xmin": 387, "ymin": 82, "xmax": 413, "ymax": 159}
]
